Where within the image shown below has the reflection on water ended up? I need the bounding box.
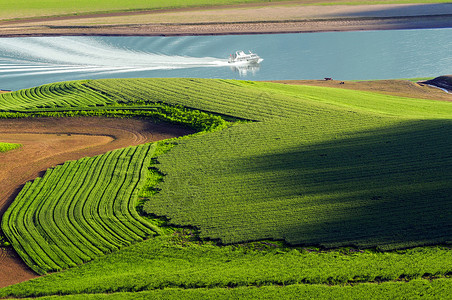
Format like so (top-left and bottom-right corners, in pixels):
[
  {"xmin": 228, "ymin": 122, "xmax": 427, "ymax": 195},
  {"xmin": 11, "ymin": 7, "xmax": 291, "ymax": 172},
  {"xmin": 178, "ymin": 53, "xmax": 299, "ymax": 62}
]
[{"xmin": 229, "ymin": 63, "xmax": 261, "ymax": 76}]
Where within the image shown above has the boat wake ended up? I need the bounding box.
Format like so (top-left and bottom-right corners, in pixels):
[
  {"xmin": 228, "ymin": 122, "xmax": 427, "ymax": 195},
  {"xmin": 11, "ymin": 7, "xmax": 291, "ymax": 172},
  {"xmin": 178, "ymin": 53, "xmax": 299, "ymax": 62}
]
[{"xmin": 0, "ymin": 37, "xmax": 230, "ymax": 78}]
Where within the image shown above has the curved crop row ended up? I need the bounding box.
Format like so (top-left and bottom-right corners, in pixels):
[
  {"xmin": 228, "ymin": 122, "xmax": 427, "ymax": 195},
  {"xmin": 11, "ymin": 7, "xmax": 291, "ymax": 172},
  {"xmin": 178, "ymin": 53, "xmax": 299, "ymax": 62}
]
[
  {"xmin": 1, "ymin": 143, "xmax": 158, "ymax": 274},
  {"xmin": 0, "ymin": 81, "xmax": 112, "ymax": 111},
  {"xmin": 2, "ymin": 78, "xmax": 452, "ymax": 298},
  {"xmin": 84, "ymin": 78, "xmax": 313, "ymax": 121}
]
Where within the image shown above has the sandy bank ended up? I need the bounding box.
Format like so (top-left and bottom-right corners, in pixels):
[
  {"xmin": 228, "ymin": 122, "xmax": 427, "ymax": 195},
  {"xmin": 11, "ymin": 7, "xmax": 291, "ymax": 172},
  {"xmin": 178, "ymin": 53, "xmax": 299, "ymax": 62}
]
[{"xmin": 1, "ymin": 3, "xmax": 452, "ymax": 37}]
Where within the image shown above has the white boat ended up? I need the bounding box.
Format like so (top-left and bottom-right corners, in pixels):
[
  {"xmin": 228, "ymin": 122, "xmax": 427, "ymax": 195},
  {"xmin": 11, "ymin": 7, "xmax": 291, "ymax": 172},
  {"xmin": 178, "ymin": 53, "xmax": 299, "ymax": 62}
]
[{"xmin": 228, "ymin": 50, "xmax": 261, "ymax": 64}]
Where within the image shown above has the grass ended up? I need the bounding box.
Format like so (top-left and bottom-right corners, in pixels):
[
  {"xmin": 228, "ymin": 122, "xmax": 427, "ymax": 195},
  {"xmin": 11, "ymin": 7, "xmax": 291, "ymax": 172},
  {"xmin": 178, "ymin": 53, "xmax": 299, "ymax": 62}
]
[
  {"xmin": 1, "ymin": 78, "xmax": 452, "ymax": 297},
  {"xmin": 9, "ymin": 280, "xmax": 452, "ymax": 300},
  {"xmin": 1, "ymin": 231, "xmax": 452, "ymax": 297},
  {"xmin": 0, "ymin": 0, "xmax": 450, "ymax": 21},
  {"xmin": 0, "ymin": 142, "xmax": 21, "ymax": 153}
]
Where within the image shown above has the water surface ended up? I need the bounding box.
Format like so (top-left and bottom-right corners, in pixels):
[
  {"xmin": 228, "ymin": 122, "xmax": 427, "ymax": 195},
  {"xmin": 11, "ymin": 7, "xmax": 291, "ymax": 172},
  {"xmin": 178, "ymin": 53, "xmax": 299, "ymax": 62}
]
[{"xmin": 0, "ymin": 28, "xmax": 451, "ymax": 90}]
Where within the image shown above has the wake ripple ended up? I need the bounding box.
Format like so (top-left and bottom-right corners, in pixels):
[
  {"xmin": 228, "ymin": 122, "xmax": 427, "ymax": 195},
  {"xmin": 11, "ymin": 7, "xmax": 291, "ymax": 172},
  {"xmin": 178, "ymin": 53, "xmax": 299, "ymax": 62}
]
[{"xmin": 0, "ymin": 37, "xmax": 229, "ymax": 77}]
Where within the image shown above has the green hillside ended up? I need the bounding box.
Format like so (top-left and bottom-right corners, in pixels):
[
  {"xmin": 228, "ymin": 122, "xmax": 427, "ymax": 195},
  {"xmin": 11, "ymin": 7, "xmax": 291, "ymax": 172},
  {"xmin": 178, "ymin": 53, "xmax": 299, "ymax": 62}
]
[
  {"xmin": 86, "ymin": 78, "xmax": 452, "ymax": 249},
  {"xmin": 1, "ymin": 78, "xmax": 452, "ymax": 297}
]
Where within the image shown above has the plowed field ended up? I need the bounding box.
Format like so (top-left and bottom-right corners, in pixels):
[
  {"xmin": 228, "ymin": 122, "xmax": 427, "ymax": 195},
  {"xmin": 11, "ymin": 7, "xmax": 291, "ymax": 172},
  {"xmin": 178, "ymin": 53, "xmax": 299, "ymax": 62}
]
[{"xmin": 0, "ymin": 117, "xmax": 193, "ymax": 288}]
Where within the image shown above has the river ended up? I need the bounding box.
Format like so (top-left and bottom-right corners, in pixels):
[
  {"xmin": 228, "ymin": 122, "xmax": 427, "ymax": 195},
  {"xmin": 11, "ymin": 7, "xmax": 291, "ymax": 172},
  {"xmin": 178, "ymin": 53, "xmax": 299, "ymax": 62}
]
[{"xmin": 0, "ymin": 28, "xmax": 451, "ymax": 90}]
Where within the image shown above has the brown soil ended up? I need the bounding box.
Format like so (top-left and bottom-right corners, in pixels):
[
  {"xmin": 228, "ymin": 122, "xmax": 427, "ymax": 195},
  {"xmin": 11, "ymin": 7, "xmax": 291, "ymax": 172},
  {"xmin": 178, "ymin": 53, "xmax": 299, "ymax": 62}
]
[
  {"xmin": 269, "ymin": 79, "xmax": 452, "ymax": 102},
  {"xmin": 0, "ymin": 117, "xmax": 194, "ymax": 288},
  {"xmin": 0, "ymin": 3, "xmax": 451, "ymax": 37}
]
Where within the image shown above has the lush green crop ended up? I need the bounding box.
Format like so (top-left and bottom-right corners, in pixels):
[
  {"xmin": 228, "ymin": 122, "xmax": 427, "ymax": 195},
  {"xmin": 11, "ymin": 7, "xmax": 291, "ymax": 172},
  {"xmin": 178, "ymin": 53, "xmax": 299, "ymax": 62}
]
[
  {"xmin": 0, "ymin": 106, "xmax": 226, "ymax": 132},
  {"xmin": 104, "ymin": 79, "xmax": 452, "ymax": 250},
  {"xmin": 85, "ymin": 78, "xmax": 452, "ymax": 120},
  {"xmin": 1, "ymin": 231, "xmax": 452, "ymax": 298},
  {"xmin": 1, "ymin": 143, "xmax": 160, "ymax": 274},
  {"xmin": 0, "ymin": 142, "xmax": 21, "ymax": 153},
  {"xmin": 12, "ymin": 279, "xmax": 452, "ymax": 300},
  {"xmin": 144, "ymin": 118, "xmax": 452, "ymax": 249},
  {"xmin": 2, "ymin": 78, "xmax": 452, "ymax": 297},
  {"xmin": 0, "ymin": 81, "xmax": 113, "ymax": 111}
]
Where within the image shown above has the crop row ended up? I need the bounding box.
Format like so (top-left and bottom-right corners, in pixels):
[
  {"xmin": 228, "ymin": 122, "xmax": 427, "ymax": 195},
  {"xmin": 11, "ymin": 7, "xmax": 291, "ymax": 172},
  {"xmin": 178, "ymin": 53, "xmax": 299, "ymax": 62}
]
[
  {"xmin": 7, "ymin": 78, "xmax": 446, "ymax": 251},
  {"xmin": 1, "ymin": 78, "xmax": 452, "ymax": 297},
  {"xmin": 144, "ymin": 111, "xmax": 452, "ymax": 249},
  {"xmin": 1, "ymin": 143, "xmax": 158, "ymax": 274},
  {"xmin": 0, "ymin": 81, "xmax": 113, "ymax": 111},
  {"xmin": 84, "ymin": 78, "xmax": 322, "ymax": 121},
  {"xmin": 5, "ymin": 78, "xmax": 448, "ymax": 121},
  {"xmin": 86, "ymin": 78, "xmax": 452, "ymax": 123},
  {"xmin": 2, "ymin": 232, "xmax": 452, "ymax": 298}
]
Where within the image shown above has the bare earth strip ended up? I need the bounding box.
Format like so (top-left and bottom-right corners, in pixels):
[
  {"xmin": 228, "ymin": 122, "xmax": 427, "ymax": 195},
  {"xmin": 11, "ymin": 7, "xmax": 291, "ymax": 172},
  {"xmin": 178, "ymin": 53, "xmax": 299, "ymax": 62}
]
[
  {"xmin": 1, "ymin": 3, "xmax": 452, "ymax": 36},
  {"xmin": 0, "ymin": 117, "xmax": 194, "ymax": 288}
]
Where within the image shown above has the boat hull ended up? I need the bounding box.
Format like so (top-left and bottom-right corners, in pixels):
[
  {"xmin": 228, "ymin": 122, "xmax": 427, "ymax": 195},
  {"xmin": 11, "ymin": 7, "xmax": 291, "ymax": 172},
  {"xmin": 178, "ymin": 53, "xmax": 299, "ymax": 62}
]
[{"xmin": 228, "ymin": 50, "xmax": 261, "ymax": 64}]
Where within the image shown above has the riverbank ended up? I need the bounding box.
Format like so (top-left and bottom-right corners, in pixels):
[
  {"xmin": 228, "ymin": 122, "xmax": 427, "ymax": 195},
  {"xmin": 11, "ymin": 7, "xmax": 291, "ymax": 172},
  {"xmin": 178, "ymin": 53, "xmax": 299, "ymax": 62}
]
[
  {"xmin": 421, "ymin": 75, "xmax": 452, "ymax": 93},
  {"xmin": 1, "ymin": 3, "xmax": 452, "ymax": 37}
]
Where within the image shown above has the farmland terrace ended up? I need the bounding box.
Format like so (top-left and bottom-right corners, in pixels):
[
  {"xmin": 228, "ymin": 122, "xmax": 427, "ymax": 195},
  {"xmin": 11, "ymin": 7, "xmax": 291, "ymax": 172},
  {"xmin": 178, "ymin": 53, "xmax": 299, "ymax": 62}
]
[
  {"xmin": 1, "ymin": 78, "xmax": 452, "ymax": 297},
  {"xmin": 0, "ymin": 117, "xmax": 193, "ymax": 288}
]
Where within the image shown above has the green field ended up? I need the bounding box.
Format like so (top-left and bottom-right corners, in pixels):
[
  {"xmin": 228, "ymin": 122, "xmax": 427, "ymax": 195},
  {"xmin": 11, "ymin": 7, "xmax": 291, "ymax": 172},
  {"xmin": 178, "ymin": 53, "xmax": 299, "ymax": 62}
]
[
  {"xmin": 9, "ymin": 280, "xmax": 452, "ymax": 300},
  {"xmin": 0, "ymin": 81, "xmax": 113, "ymax": 111},
  {"xmin": 1, "ymin": 78, "xmax": 452, "ymax": 297},
  {"xmin": 1, "ymin": 0, "xmax": 450, "ymax": 21},
  {"xmin": 2, "ymin": 144, "xmax": 160, "ymax": 274},
  {"xmin": 0, "ymin": 142, "xmax": 21, "ymax": 153}
]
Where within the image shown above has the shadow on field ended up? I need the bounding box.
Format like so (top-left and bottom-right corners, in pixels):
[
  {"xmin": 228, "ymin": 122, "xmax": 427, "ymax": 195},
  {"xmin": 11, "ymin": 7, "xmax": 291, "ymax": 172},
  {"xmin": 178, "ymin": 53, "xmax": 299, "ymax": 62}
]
[{"xmin": 236, "ymin": 119, "xmax": 452, "ymax": 249}]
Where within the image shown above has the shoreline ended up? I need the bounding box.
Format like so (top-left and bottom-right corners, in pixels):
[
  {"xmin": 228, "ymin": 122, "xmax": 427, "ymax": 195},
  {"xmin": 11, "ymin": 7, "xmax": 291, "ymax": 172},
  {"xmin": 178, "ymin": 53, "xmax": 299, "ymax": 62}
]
[
  {"xmin": 1, "ymin": 3, "xmax": 452, "ymax": 37},
  {"xmin": 1, "ymin": 16, "xmax": 451, "ymax": 38}
]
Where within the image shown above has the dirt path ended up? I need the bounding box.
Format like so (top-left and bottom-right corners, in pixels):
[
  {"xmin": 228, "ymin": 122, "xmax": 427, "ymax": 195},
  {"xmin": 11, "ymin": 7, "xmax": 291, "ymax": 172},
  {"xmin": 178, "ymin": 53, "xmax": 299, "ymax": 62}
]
[
  {"xmin": 1, "ymin": 3, "xmax": 451, "ymax": 37},
  {"xmin": 0, "ymin": 117, "xmax": 194, "ymax": 288}
]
